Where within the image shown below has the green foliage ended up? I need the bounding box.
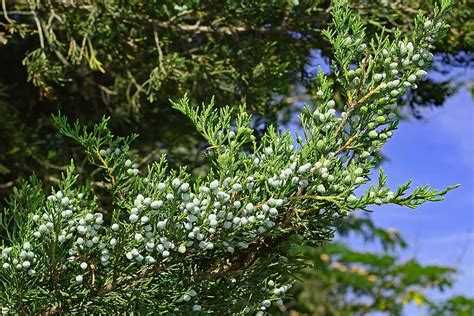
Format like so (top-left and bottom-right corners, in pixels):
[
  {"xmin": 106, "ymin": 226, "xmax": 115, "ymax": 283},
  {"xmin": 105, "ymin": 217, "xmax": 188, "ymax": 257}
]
[
  {"xmin": 2, "ymin": 0, "xmax": 471, "ymax": 115},
  {"xmin": 278, "ymin": 214, "xmax": 466, "ymax": 315},
  {"xmin": 429, "ymin": 295, "xmax": 474, "ymax": 316},
  {"xmin": 337, "ymin": 214, "xmax": 408, "ymax": 251},
  {"xmin": 0, "ymin": 0, "xmax": 471, "ymax": 200},
  {"xmin": 286, "ymin": 241, "xmax": 456, "ymax": 315},
  {"xmin": 0, "ymin": 1, "xmax": 466, "ymax": 313},
  {"xmin": 0, "ymin": 175, "xmax": 44, "ymax": 244}
]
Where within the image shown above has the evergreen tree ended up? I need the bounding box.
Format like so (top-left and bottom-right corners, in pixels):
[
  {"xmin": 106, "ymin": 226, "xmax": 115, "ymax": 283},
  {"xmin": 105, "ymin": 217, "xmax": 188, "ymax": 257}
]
[
  {"xmin": 0, "ymin": 0, "xmax": 472, "ymax": 196},
  {"xmin": 2, "ymin": 1, "xmax": 470, "ymax": 313}
]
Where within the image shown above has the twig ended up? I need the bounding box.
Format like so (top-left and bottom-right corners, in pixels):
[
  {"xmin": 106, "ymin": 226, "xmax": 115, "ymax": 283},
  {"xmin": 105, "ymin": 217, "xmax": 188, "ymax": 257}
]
[
  {"xmin": 0, "ymin": 180, "xmax": 15, "ymax": 189},
  {"xmin": 288, "ymin": 194, "xmax": 343, "ymax": 202},
  {"xmin": 153, "ymin": 29, "xmax": 166, "ymax": 74},
  {"xmin": 32, "ymin": 12, "xmax": 45, "ymax": 49},
  {"xmin": 280, "ymin": 94, "xmax": 312, "ymax": 104},
  {"xmin": 1, "ymin": 0, "xmax": 14, "ymax": 24},
  {"xmin": 333, "ymin": 83, "xmax": 382, "ymax": 151},
  {"xmin": 332, "ymin": 132, "xmax": 360, "ymax": 156},
  {"xmin": 126, "ymin": 70, "xmax": 146, "ymax": 94},
  {"xmin": 333, "ymin": 106, "xmax": 354, "ymax": 141},
  {"xmin": 4, "ymin": 10, "xmax": 33, "ymax": 16},
  {"xmin": 356, "ymin": 84, "xmax": 381, "ymax": 105},
  {"xmin": 117, "ymin": 13, "xmax": 287, "ymax": 36}
]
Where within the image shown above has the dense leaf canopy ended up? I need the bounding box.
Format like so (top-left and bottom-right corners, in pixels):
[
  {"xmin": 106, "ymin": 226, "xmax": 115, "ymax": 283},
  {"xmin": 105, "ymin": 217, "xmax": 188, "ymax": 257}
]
[{"xmin": 0, "ymin": 0, "xmax": 472, "ymax": 196}]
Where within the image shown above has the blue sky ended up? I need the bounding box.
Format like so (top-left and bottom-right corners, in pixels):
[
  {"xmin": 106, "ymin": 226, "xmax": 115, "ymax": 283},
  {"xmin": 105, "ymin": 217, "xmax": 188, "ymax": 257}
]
[
  {"xmin": 289, "ymin": 53, "xmax": 473, "ymax": 309},
  {"xmin": 371, "ymin": 68, "xmax": 474, "ymax": 298}
]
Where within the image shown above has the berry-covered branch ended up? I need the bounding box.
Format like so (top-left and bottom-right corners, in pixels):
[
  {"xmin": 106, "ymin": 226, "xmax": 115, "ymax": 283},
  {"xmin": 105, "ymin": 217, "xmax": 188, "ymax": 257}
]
[{"xmin": 0, "ymin": 1, "xmax": 457, "ymax": 314}]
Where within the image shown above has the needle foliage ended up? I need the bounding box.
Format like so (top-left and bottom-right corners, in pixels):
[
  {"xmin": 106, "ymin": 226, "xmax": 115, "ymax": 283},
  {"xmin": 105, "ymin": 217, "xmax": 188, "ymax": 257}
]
[{"xmin": 0, "ymin": 1, "xmax": 464, "ymax": 314}]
